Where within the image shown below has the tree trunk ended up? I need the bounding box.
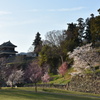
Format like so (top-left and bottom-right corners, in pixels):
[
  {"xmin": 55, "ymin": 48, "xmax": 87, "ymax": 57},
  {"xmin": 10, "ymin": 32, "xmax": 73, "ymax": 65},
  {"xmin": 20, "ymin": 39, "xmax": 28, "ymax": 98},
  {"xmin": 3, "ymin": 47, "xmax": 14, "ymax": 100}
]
[
  {"xmin": 0, "ymin": 87, "xmax": 1, "ymax": 89},
  {"xmin": 34, "ymin": 83, "xmax": 37, "ymax": 92},
  {"xmin": 11, "ymin": 81, "xmax": 14, "ymax": 89},
  {"xmin": 42, "ymin": 83, "xmax": 45, "ymax": 90},
  {"xmin": 60, "ymin": 55, "xmax": 64, "ymax": 64}
]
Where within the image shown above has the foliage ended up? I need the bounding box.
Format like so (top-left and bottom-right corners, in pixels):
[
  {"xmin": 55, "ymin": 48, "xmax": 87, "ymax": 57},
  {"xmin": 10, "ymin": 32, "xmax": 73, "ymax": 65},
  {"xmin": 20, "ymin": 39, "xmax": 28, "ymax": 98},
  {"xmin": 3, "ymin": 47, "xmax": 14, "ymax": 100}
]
[
  {"xmin": 34, "ymin": 10, "xmax": 100, "ymax": 76},
  {"xmin": 44, "ymin": 30, "xmax": 67, "ymax": 63},
  {"xmin": 0, "ymin": 58, "xmax": 8, "ymax": 88},
  {"xmin": 68, "ymin": 43, "xmax": 100, "ymax": 76},
  {"xmin": 39, "ymin": 30, "xmax": 76, "ymax": 73},
  {"xmin": 6, "ymin": 69, "xmax": 24, "ymax": 88},
  {"xmin": 45, "ymin": 30, "xmax": 64, "ymax": 47},
  {"xmin": 98, "ymin": 8, "xmax": 100, "ymax": 14},
  {"xmin": 39, "ymin": 45, "xmax": 51, "ymax": 65},
  {"xmin": 0, "ymin": 9, "xmax": 100, "ymax": 94},
  {"xmin": 90, "ymin": 15, "xmax": 100, "ymax": 45},
  {"xmin": 84, "ymin": 18, "xmax": 92, "ymax": 43},
  {"xmin": 58, "ymin": 62, "xmax": 68, "ymax": 77},
  {"xmin": 32, "ymin": 32, "xmax": 42, "ymax": 56},
  {"xmin": 64, "ymin": 23, "xmax": 79, "ymax": 49},
  {"xmin": 41, "ymin": 72, "xmax": 50, "ymax": 83},
  {"xmin": 39, "ymin": 44, "xmax": 61, "ymax": 74},
  {"xmin": 49, "ymin": 67, "xmax": 74, "ymax": 84},
  {"xmin": 33, "ymin": 32, "xmax": 41, "ymax": 47},
  {"xmin": 24, "ymin": 59, "xmax": 42, "ymax": 92},
  {"xmin": 0, "ymin": 57, "xmax": 25, "ymax": 88}
]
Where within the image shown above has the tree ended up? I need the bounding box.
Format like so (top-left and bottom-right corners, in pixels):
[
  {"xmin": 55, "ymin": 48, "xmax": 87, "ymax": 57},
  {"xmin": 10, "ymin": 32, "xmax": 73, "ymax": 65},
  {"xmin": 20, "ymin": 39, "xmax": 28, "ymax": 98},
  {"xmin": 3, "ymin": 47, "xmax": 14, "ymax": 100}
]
[
  {"xmin": 58, "ymin": 62, "xmax": 68, "ymax": 77},
  {"xmin": 45, "ymin": 30, "xmax": 67, "ymax": 63},
  {"xmin": 6, "ymin": 69, "xmax": 24, "ymax": 88},
  {"xmin": 33, "ymin": 32, "xmax": 42, "ymax": 56},
  {"xmin": 39, "ymin": 30, "xmax": 67, "ymax": 73},
  {"xmin": 28, "ymin": 45, "xmax": 34, "ymax": 52},
  {"xmin": 41, "ymin": 72, "xmax": 50, "ymax": 83},
  {"xmin": 90, "ymin": 13, "xmax": 100, "ymax": 45},
  {"xmin": 68, "ymin": 43, "xmax": 100, "ymax": 76},
  {"xmin": 0, "ymin": 57, "xmax": 8, "ymax": 88},
  {"xmin": 64, "ymin": 23, "xmax": 79, "ymax": 51},
  {"xmin": 45, "ymin": 30, "xmax": 64, "ymax": 47},
  {"xmin": 98, "ymin": 8, "xmax": 100, "ymax": 14},
  {"xmin": 41, "ymin": 72, "xmax": 50, "ymax": 90},
  {"xmin": 66, "ymin": 23, "xmax": 78, "ymax": 40},
  {"xmin": 77, "ymin": 18, "xmax": 86, "ymax": 44},
  {"xmin": 39, "ymin": 44, "xmax": 60, "ymax": 74},
  {"xmin": 84, "ymin": 18, "xmax": 92, "ymax": 43},
  {"xmin": 25, "ymin": 59, "xmax": 42, "ymax": 92},
  {"xmin": 90, "ymin": 13, "xmax": 94, "ymax": 18}
]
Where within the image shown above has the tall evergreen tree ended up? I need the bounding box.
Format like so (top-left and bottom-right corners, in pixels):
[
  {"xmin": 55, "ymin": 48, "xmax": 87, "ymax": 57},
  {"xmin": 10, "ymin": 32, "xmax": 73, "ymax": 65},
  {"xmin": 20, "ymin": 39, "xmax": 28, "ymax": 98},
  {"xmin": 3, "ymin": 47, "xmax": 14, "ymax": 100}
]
[
  {"xmin": 90, "ymin": 13, "xmax": 94, "ymax": 18},
  {"xmin": 66, "ymin": 23, "xmax": 78, "ymax": 40},
  {"xmin": 84, "ymin": 18, "xmax": 92, "ymax": 43},
  {"xmin": 33, "ymin": 32, "xmax": 42, "ymax": 56},
  {"xmin": 90, "ymin": 12, "xmax": 100, "ymax": 45},
  {"xmin": 64, "ymin": 23, "xmax": 79, "ymax": 49},
  {"xmin": 98, "ymin": 8, "xmax": 100, "ymax": 14},
  {"xmin": 77, "ymin": 18, "xmax": 85, "ymax": 45}
]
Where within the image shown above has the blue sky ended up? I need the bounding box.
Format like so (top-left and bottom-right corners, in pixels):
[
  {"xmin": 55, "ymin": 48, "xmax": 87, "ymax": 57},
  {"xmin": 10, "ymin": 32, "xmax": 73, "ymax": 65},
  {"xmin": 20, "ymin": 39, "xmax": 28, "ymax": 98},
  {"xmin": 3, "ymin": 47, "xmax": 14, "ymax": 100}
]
[{"xmin": 0, "ymin": 0, "xmax": 99, "ymax": 53}]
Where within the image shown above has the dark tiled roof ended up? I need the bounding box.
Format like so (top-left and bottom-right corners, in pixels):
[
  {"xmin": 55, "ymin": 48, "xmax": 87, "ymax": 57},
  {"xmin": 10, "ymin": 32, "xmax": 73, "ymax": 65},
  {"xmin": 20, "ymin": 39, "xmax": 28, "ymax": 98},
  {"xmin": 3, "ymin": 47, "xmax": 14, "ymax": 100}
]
[
  {"xmin": 0, "ymin": 41, "xmax": 17, "ymax": 47},
  {"xmin": 0, "ymin": 51, "xmax": 18, "ymax": 54}
]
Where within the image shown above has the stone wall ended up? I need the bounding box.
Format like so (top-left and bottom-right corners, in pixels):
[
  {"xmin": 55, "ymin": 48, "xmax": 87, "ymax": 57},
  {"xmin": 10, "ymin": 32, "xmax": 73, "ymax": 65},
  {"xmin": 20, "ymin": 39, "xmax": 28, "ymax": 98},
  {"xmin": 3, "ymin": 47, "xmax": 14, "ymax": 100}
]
[{"xmin": 67, "ymin": 72, "xmax": 100, "ymax": 94}]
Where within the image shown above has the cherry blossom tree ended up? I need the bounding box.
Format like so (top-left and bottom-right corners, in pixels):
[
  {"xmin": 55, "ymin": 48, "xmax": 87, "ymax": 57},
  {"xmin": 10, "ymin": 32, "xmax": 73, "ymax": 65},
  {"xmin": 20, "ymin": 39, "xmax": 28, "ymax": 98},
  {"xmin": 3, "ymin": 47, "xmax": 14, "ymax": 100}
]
[
  {"xmin": 68, "ymin": 43, "xmax": 100, "ymax": 76},
  {"xmin": 41, "ymin": 72, "xmax": 50, "ymax": 83},
  {"xmin": 25, "ymin": 60, "xmax": 42, "ymax": 92},
  {"xmin": 7, "ymin": 69, "xmax": 24, "ymax": 88},
  {"xmin": 58, "ymin": 62, "xmax": 68, "ymax": 77}
]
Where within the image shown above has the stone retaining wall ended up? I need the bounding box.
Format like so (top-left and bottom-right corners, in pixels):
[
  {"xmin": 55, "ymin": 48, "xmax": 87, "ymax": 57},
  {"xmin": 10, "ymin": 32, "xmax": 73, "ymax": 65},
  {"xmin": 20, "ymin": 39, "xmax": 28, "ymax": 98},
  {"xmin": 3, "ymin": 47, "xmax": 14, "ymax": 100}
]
[
  {"xmin": 24, "ymin": 72, "xmax": 100, "ymax": 94},
  {"xmin": 67, "ymin": 72, "xmax": 100, "ymax": 94}
]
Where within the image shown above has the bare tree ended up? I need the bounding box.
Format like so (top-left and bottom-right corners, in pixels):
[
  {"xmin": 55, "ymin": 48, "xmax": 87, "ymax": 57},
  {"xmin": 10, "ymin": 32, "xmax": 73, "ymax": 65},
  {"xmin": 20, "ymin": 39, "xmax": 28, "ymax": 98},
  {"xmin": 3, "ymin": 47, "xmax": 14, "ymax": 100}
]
[
  {"xmin": 28, "ymin": 45, "xmax": 34, "ymax": 52},
  {"xmin": 44, "ymin": 30, "xmax": 66, "ymax": 63},
  {"xmin": 45, "ymin": 30, "xmax": 65, "ymax": 47}
]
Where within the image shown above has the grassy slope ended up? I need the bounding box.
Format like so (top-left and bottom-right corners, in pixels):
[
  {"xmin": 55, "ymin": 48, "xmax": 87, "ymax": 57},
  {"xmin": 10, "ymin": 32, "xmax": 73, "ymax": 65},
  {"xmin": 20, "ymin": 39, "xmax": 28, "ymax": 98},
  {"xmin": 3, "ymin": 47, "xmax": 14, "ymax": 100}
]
[
  {"xmin": 0, "ymin": 87, "xmax": 99, "ymax": 100},
  {"xmin": 42, "ymin": 47, "xmax": 100, "ymax": 84},
  {"xmin": 49, "ymin": 67, "xmax": 74, "ymax": 84},
  {"xmin": 50, "ymin": 69, "xmax": 100, "ymax": 84}
]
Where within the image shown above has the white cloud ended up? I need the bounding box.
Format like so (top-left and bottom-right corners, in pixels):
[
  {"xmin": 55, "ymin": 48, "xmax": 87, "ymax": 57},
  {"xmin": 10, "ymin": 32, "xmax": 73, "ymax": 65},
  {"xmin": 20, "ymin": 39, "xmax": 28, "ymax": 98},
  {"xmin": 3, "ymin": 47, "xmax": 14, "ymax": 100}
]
[
  {"xmin": 48, "ymin": 7, "xmax": 85, "ymax": 12},
  {"xmin": 0, "ymin": 11, "xmax": 12, "ymax": 15},
  {"xmin": 27, "ymin": 7, "xmax": 85, "ymax": 13},
  {"xmin": 0, "ymin": 19, "xmax": 38, "ymax": 28},
  {"xmin": 26, "ymin": 9, "xmax": 41, "ymax": 12}
]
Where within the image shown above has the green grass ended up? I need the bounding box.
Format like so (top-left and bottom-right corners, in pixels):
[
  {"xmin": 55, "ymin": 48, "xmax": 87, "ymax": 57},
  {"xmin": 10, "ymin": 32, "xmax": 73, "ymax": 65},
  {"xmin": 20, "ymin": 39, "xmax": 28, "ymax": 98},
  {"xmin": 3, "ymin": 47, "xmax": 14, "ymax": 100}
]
[
  {"xmin": 49, "ymin": 67, "xmax": 75, "ymax": 84},
  {"xmin": 49, "ymin": 66, "xmax": 100, "ymax": 84},
  {"xmin": 41, "ymin": 87, "xmax": 100, "ymax": 97},
  {"xmin": 0, "ymin": 87, "xmax": 99, "ymax": 100}
]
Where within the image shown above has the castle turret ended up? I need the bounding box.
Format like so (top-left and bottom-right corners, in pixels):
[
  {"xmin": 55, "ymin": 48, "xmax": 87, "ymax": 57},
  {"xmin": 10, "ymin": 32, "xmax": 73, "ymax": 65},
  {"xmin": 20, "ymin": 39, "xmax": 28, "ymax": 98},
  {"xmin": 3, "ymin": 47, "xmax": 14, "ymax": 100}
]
[{"xmin": 0, "ymin": 41, "xmax": 18, "ymax": 57}]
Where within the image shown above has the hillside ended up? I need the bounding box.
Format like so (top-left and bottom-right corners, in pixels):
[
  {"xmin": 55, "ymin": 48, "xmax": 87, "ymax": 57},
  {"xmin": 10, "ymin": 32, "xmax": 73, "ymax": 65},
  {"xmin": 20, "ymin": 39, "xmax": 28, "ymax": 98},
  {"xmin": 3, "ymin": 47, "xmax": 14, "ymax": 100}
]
[{"xmin": 48, "ymin": 44, "xmax": 100, "ymax": 94}]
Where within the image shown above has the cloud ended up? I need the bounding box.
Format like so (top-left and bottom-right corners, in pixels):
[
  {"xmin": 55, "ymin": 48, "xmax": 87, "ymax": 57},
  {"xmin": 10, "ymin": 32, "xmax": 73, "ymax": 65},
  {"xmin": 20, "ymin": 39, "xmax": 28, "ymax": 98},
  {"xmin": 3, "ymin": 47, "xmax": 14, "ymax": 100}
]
[
  {"xmin": 48, "ymin": 7, "xmax": 85, "ymax": 12},
  {"xmin": 0, "ymin": 19, "xmax": 41, "ymax": 28},
  {"xmin": 0, "ymin": 11, "xmax": 12, "ymax": 15},
  {"xmin": 26, "ymin": 9, "xmax": 41, "ymax": 12},
  {"xmin": 26, "ymin": 7, "xmax": 84, "ymax": 13}
]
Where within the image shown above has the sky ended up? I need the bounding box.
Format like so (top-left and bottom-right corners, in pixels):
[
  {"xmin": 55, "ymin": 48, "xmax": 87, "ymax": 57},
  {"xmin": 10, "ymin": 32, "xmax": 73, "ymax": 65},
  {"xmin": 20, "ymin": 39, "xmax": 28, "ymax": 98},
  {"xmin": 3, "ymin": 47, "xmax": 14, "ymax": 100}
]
[{"xmin": 0, "ymin": 0, "xmax": 99, "ymax": 53}]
